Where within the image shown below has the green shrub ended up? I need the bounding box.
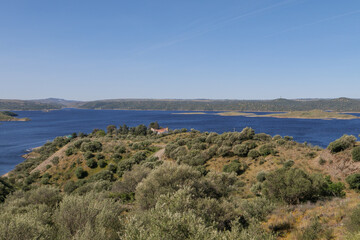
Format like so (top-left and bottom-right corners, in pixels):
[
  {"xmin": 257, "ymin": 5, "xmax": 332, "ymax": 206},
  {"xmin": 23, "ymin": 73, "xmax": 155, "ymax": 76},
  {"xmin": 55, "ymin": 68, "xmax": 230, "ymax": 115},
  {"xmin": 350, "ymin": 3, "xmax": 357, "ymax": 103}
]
[
  {"xmin": 54, "ymin": 192, "xmax": 124, "ymax": 240},
  {"xmin": 248, "ymin": 149, "xmax": 261, "ymax": 159},
  {"xmin": 346, "ymin": 173, "xmax": 360, "ymax": 190},
  {"xmin": 254, "ymin": 133, "xmax": 272, "ymax": 141},
  {"xmin": 65, "ymin": 147, "xmax": 75, "ymax": 156},
  {"xmin": 136, "ymin": 163, "xmax": 237, "ymax": 210},
  {"xmin": 83, "ymin": 151, "xmax": 94, "ymax": 160},
  {"xmin": 233, "ymin": 144, "xmax": 249, "ymax": 157},
  {"xmin": 223, "ymin": 160, "xmax": 248, "ymax": 175},
  {"xmin": 262, "ymin": 168, "xmax": 344, "ymax": 204},
  {"xmin": 217, "ymin": 146, "xmax": 232, "ymax": 157},
  {"xmin": 0, "ymin": 205, "xmax": 56, "ymax": 240},
  {"xmin": 0, "ymin": 177, "xmax": 14, "ymax": 202},
  {"xmin": 123, "ymin": 204, "xmax": 217, "ymax": 240},
  {"xmin": 256, "ymin": 171, "xmax": 267, "ymax": 182},
  {"xmin": 51, "ymin": 156, "xmax": 60, "ymax": 165},
  {"xmin": 112, "ymin": 165, "xmax": 151, "ymax": 194},
  {"xmin": 259, "ymin": 144, "xmax": 276, "ymax": 156},
  {"xmin": 89, "ymin": 170, "xmax": 115, "ymax": 182},
  {"xmin": 96, "ymin": 154, "xmax": 105, "ymax": 160},
  {"xmin": 63, "ymin": 181, "xmax": 77, "ymax": 194},
  {"xmin": 98, "ymin": 160, "xmax": 107, "ymax": 168},
  {"xmin": 108, "ymin": 163, "xmax": 117, "ymax": 173},
  {"xmin": 75, "ymin": 167, "xmax": 88, "ymax": 179},
  {"xmin": 80, "ymin": 141, "xmax": 102, "ymax": 152},
  {"xmin": 26, "ymin": 186, "xmax": 62, "ymax": 207},
  {"xmin": 352, "ymin": 146, "xmax": 360, "ymax": 162},
  {"xmin": 86, "ymin": 159, "xmax": 98, "ymax": 168},
  {"xmin": 328, "ymin": 135, "xmax": 357, "ymax": 153}
]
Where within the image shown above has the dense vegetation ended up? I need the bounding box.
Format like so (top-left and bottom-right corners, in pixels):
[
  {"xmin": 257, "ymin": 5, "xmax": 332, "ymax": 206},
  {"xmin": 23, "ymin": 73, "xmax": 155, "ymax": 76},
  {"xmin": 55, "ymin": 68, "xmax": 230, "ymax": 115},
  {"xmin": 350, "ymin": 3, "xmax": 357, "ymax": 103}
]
[
  {"xmin": 1, "ymin": 123, "xmax": 360, "ymax": 239},
  {"xmin": 0, "ymin": 100, "xmax": 62, "ymax": 110},
  {"xmin": 79, "ymin": 97, "xmax": 360, "ymax": 112},
  {"xmin": 0, "ymin": 111, "xmax": 30, "ymax": 121},
  {"xmin": 3, "ymin": 97, "xmax": 360, "ymax": 112}
]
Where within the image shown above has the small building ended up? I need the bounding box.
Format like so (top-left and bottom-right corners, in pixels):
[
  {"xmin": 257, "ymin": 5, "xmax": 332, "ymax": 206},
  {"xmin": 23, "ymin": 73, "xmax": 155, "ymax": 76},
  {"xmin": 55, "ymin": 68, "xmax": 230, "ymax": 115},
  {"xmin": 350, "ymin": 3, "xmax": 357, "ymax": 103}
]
[{"xmin": 151, "ymin": 127, "xmax": 169, "ymax": 135}]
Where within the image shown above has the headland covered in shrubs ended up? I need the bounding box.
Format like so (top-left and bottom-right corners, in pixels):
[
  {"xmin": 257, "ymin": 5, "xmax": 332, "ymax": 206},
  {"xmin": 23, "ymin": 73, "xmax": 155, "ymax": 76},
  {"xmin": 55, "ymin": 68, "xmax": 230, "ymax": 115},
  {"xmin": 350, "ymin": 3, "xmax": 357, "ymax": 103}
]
[
  {"xmin": 0, "ymin": 111, "xmax": 30, "ymax": 121},
  {"xmin": 1, "ymin": 123, "xmax": 360, "ymax": 239}
]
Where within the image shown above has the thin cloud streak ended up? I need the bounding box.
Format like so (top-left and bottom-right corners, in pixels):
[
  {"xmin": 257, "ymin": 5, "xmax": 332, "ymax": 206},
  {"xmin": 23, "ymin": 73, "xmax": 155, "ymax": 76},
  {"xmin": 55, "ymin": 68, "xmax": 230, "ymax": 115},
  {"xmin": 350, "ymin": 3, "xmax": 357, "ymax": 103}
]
[
  {"xmin": 134, "ymin": 0, "xmax": 297, "ymax": 55},
  {"xmin": 266, "ymin": 9, "xmax": 360, "ymax": 37}
]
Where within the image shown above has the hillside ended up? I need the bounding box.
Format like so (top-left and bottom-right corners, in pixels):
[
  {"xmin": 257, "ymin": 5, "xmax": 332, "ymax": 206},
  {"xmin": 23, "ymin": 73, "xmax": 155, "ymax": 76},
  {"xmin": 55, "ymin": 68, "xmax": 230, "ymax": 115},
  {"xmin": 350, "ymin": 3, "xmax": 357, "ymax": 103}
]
[
  {"xmin": 0, "ymin": 99, "xmax": 63, "ymax": 110},
  {"xmin": 0, "ymin": 111, "xmax": 30, "ymax": 121},
  {"xmin": 3, "ymin": 97, "xmax": 360, "ymax": 112},
  {"xmin": 79, "ymin": 97, "xmax": 360, "ymax": 112},
  {"xmin": 2, "ymin": 124, "xmax": 360, "ymax": 239}
]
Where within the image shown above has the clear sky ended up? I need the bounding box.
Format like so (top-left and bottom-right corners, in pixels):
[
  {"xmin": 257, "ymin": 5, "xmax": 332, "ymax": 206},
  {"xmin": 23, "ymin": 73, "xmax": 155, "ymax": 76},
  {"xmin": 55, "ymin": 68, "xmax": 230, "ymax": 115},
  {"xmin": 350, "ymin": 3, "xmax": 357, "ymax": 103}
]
[{"xmin": 1, "ymin": 0, "xmax": 359, "ymax": 100}]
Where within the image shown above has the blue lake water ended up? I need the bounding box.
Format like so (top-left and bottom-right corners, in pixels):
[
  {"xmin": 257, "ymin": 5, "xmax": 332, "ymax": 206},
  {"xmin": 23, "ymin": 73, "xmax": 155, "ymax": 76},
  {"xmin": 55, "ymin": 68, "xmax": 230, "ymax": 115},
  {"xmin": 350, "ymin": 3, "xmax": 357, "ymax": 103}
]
[{"xmin": 1, "ymin": 109, "xmax": 360, "ymax": 175}]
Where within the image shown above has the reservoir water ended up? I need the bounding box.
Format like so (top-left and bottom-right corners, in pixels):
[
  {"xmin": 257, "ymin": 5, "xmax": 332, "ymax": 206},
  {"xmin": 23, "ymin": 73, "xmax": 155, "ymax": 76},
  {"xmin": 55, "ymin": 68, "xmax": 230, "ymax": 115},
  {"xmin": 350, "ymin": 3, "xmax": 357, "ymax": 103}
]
[{"xmin": 1, "ymin": 108, "xmax": 360, "ymax": 175}]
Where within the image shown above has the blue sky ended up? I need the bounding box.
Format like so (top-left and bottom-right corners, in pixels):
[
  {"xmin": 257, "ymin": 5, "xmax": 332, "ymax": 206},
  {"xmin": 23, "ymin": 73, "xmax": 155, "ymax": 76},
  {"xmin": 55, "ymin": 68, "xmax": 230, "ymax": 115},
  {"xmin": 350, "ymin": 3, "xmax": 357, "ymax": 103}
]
[{"xmin": 1, "ymin": 0, "xmax": 359, "ymax": 100}]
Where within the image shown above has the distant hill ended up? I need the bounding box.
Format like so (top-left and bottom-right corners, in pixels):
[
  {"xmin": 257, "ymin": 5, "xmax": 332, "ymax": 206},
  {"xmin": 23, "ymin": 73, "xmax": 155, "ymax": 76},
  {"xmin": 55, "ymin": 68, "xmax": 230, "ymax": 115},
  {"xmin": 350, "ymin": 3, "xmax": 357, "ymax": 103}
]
[
  {"xmin": 2, "ymin": 97, "xmax": 360, "ymax": 112},
  {"xmin": 79, "ymin": 97, "xmax": 360, "ymax": 112},
  {"xmin": 0, "ymin": 99, "xmax": 63, "ymax": 110},
  {"xmin": 0, "ymin": 98, "xmax": 81, "ymax": 110},
  {"xmin": 34, "ymin": 98, "xmax": 83, "ymax": 108}
]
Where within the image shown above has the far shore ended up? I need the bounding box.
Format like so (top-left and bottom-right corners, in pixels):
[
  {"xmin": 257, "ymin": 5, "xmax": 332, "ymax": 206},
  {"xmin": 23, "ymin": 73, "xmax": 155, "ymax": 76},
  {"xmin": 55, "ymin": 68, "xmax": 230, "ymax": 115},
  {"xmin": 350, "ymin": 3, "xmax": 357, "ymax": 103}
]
[{"xmin": 174, "ymin": 110, "xmax": 360, "ymax": 120}]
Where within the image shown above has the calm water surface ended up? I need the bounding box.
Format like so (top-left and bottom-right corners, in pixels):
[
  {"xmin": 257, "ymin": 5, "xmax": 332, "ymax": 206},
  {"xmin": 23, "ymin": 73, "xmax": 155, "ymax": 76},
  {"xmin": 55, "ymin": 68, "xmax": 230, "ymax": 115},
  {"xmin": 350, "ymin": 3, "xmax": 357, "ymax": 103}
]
[{"xmin": 1, "ymin": 109, "xmax": 360, "ymax": 175}]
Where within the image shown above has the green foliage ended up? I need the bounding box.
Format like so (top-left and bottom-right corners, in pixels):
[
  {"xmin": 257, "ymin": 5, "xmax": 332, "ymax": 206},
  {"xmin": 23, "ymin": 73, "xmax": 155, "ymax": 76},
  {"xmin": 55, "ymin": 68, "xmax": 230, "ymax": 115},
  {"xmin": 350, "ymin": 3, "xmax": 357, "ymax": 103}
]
[
  {"xmin": 112, "ymin": 165, "xmax": 151, "ymax": 194},
  {"xmin": 65, "ymin": 146, "xmax": 75, "ymax": 156},
  {"xmin": 148, "ymin": 121, "xmax": 160, "ymax": 129},
  {"xmin": 256, "ymin": 171, "xmax": 267, "ymax": 182},
  {"xmin": 136, "ymin": 163, "xmax": 238, "ymax": 210},
  {"xmin": 86, "ymin": 159, "xmax": 98, "ymax": 168},
  {"xmin": 346, "ymin": 173, "xmax": 360, "ymax": 190},
  {"xmin": 248, "ymin": 149, "xmax": 261, "ymax": 159},
  {"xmin": 75, "ymin": 167, "xmax": 88, "ymax": 179},
  {"xmin": 80, "ymin": 141, "xmax": 102, "ymax": 152},
  {"xmin": 239, "ymin": 197, "xmax": 275, "ymax": 222},
  {"xmin": 259, "ymin": 144, "xmax": 276, "ymax": 156},
  {"xmin": 328, "ymin": 135, "xmax": 357, "ymax": 153},
  {"xmin": 223, "ymin": 159, "xmax": 248, "ymax": 175},
  {"xmin": 0, "ymin": 177, "xmax": 14, "ymax": 202},
  {"xmin": 54, "ymin": 192, "xmax": 124, "ymax": 240},
  {"xmin": 233, "ymin": 144, "xmax": 249, "ymax": 157},
  {"xmin": 1, "ymin": 111, "xmax": 18, "ymax": 116},
  {"xmin": 98, "ymin": 159, "xmax": 107, "ymax": 168},
  {"xmin": 262, "ymin": 167, "xmax": 345, "ymax": 204},
  {"xmin": 352, "ymin": 146, "xmax": 360, "ymax": 162},
  {"xmin": 51, "ymin": 156, "xmax": 60, "ymax": 165},
  {"xmin": 106, "ymin": 125, "xmax": 117, "ymax": 135},
  {"xmin": 83, "ymin": 151, "xmax": 94, "ymax": 160},
  {"xmin": 217, "ymin": 145, "xmax": 233, "ymax": 157}
]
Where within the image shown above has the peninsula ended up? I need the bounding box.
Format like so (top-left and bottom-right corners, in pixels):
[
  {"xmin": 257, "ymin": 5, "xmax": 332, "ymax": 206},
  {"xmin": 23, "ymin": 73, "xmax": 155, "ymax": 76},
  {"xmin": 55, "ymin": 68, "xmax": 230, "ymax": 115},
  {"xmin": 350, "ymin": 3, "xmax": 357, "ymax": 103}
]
[
  {"xmin": 176, "ymin": 110, "xmax": 360, "ymax": 120},
  {"xmin": 0, "ymin": 111, "xmax": 30, "ymax": 121}
]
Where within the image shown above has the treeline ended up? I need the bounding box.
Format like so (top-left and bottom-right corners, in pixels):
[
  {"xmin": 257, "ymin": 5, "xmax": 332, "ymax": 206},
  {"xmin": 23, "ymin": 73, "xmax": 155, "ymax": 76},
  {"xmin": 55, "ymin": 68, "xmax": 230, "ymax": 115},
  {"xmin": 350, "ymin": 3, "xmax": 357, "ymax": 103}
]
[
  {"xmin": 79, "ymin": 98, "xmax": 360, "ymax": 112},
  {"xmin": 3, "ymin": 97, "xmax": 360, "ymax": 112},
  {"xmin": 0, "ymin": 99, "xmax": 62, "ymax": 110}
]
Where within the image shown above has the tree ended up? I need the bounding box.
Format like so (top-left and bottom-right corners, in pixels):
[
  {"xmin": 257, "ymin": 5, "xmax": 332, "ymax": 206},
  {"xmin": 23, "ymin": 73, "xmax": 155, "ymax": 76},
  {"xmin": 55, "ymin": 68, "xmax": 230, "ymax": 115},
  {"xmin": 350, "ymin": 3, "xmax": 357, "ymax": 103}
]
[
  {"xmin": 328, "ymin": 135, "xmax": 357, "ymax": 153},
  {"xmin": 346, "ymin": 173, "xmax": 360, "ymax": 190},
  {"xmin": 75, "ymin": 167, "xmax": 88, "ymax": 179},
  {"xmin": 148, "ymin": 121, "xmax": 160, "ymax": 129},
  {"xmin": 134, "ymin": 124, "xmax": 147, "ymax": 136},
  {"xmin": 106, "ymin": 125, "xmax": 117, "ymax": 135},
  {"xmin": 352, "ymin": 146, "xmax": 360, "ymax": 162},
  {"xmin": 0, "ymin": 177, "xmax": 14, "ymax": 202}
]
